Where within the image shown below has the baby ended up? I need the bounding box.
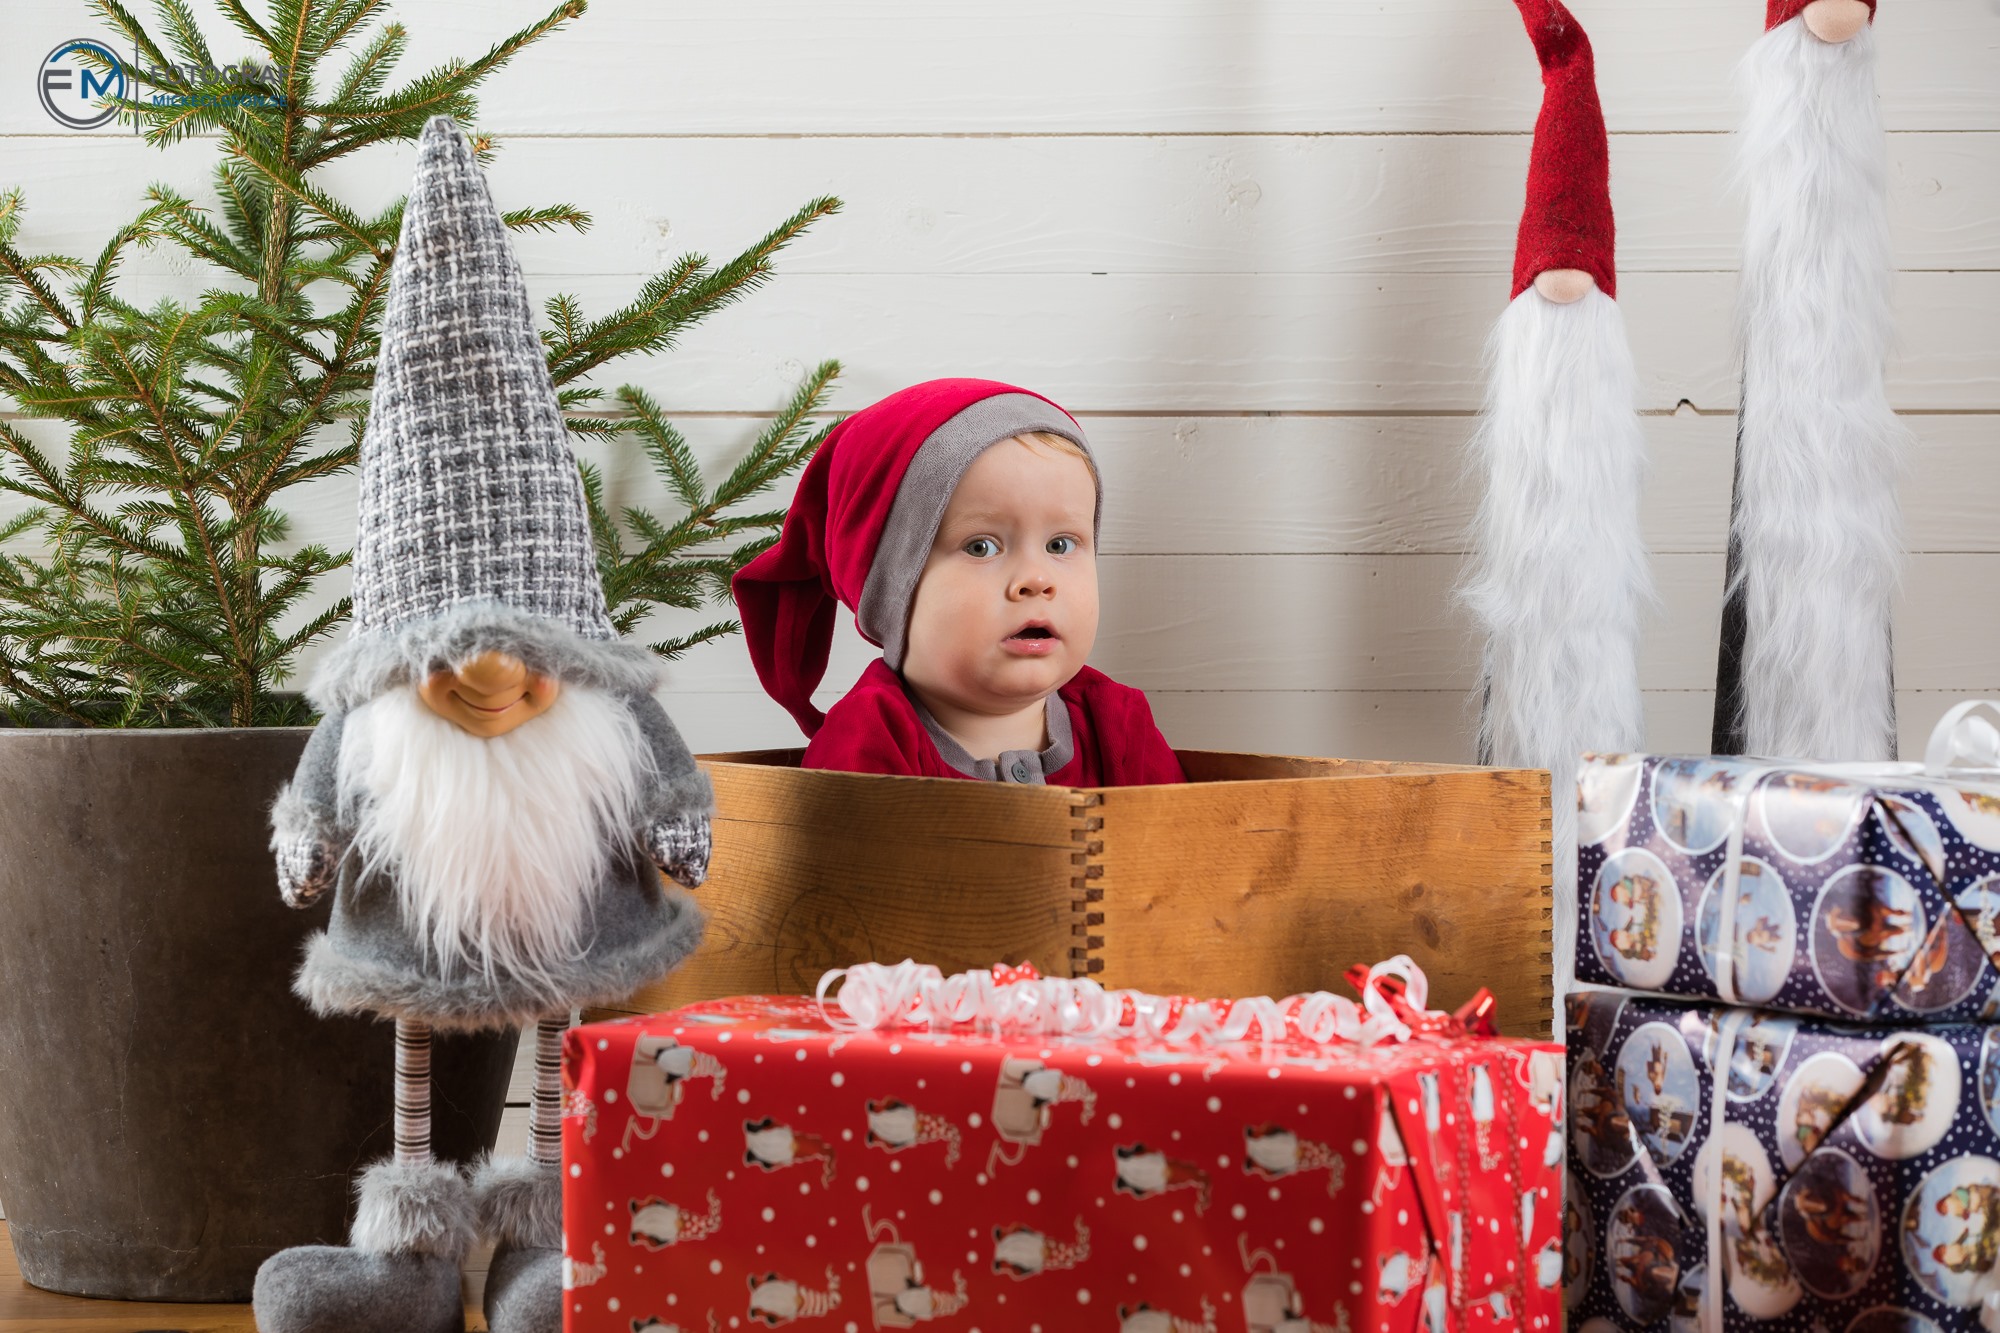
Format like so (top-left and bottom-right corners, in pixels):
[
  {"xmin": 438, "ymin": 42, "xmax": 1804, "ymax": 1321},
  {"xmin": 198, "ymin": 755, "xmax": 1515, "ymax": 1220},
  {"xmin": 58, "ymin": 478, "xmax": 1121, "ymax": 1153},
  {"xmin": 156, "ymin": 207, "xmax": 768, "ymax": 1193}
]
[{"xmin": 733, "ymin": 378, "xmax": 1183, "ymax": 785}]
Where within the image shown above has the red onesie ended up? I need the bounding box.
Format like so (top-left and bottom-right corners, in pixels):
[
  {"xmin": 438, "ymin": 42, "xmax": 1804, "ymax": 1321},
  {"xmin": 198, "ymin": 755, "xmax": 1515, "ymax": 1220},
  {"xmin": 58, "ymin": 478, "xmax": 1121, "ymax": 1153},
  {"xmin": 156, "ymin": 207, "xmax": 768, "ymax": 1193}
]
[{"xmin": 805, "ymin": 660, "xmax": 1185, "ymax": 787}]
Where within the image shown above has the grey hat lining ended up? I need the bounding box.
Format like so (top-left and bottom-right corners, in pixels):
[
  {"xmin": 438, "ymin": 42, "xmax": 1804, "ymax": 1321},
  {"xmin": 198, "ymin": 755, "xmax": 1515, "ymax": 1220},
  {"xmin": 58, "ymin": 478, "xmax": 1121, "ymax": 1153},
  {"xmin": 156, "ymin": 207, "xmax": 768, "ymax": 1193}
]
[
  {"xmin": 855, "ymin": 393, "xmax": 1099, "ymax": 670},
  {"xmin": 307, "ymin": 600, "xmax": 662, "ymax": 714}
]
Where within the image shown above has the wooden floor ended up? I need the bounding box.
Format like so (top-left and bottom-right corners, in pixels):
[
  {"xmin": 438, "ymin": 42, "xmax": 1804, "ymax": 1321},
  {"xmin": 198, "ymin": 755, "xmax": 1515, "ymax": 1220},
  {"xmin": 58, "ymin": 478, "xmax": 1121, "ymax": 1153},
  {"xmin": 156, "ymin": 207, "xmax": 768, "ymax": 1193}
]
[{"xmin": 0, "ymin": 1222, "xmax": 488, "ymax": 1332}]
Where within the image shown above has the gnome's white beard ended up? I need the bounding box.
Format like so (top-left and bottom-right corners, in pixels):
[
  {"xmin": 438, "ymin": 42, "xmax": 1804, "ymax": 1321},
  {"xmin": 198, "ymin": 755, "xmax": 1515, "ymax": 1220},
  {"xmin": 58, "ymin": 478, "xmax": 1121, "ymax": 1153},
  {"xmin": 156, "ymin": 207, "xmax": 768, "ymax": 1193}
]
[
  {"xmin": 1461, "ymin": 287, "xmax": 1652, "ymax": 1005},
  {"xmin": 1729, "ymin": 19, "xmax": 1906, "ymax": 760},
  {"xmin": 867, "ymin": 1103, "xmax": 917, "ymax": 1145},
  {"xmin": 993, "ymin": 1229, "xmax": 1045, "ymax": 1272},
  {"xmin": 337, "ymin": 681, "xmax": 652, "ymax": 988}
]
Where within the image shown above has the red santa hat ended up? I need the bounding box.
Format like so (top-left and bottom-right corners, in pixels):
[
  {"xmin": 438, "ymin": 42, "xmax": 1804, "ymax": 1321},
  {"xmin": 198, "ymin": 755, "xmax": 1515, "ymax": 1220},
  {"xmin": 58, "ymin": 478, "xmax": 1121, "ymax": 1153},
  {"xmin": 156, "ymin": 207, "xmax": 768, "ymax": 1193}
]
[
  {"xmin": 1510, "ymin": 0, "xmax": 1617, "ymax": 300},
  {"xmin": 731, "ymin": 379, "xmax": 1096, "ymax": 737},
  {"xmin": 1767, "ymin": 0, "xmax": 1875, "ymax": 29}
]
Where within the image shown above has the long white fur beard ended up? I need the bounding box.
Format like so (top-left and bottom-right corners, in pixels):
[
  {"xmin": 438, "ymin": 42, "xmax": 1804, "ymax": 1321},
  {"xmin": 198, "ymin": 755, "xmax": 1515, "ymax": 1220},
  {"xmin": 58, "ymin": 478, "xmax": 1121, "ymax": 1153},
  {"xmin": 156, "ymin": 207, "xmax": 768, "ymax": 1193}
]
[
  {"xmin": 1728, "ymin": 19, "xmax": 1907, "ymax": 760},
  {"xmin": 337, "ymin": 682, "xmax": 653, "ymax": 989},
  {"xmin": 1461, "ymin": 288, "xmax": 1653, "ymax": 1006}
]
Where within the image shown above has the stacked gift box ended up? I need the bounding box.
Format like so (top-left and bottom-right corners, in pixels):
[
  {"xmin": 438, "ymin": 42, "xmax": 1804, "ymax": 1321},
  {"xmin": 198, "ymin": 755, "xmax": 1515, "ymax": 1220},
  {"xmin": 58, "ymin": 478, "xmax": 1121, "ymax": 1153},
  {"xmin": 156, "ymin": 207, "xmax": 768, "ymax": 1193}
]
[
  {"xmin": 1565, "ymin": 751, "xmax": 2000, "ymax": 1330},
  {"xmin": 559, "ymin": 966, "xmax": 1567, "ymax": 1333}
]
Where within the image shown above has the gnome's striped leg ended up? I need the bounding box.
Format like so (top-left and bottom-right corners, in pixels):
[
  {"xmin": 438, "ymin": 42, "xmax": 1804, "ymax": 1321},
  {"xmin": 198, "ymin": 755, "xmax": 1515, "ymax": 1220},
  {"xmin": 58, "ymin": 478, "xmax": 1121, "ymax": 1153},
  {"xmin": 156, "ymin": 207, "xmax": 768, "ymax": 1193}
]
[
  {"xmin": 480, "ymin": 1014, "xmax": 571, "ymax": 1333},
  {"xmin": 253, "ymin": 1012, "xmax": 469, "ymax": 1332},
  {"xmin": 395, "ymin": 1018, "xmax": 433, "ymax": 1165},
  {"xmin": 529, "ymin": 1015, "xmax": 566, "ymax": 1166}
]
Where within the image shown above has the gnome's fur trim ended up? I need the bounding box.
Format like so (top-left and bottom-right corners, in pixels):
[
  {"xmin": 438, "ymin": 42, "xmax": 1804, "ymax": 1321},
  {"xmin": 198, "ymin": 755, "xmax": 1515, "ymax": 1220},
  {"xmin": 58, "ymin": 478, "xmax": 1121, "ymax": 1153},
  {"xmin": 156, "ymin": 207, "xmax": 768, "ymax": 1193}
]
[
  {"xmin": 350, "ymin": 1159, "xmax": 478, "ymax": 1260},
  {"xmin": 473, "ymin": 1155, "xmax": 563, "ymax": 1249},
  {"xmin": 295, "ymin": 887, "xmax": 704, "ymax": 1033},
  {"xmin": 308, "ymin": 600, "xmax": 663, "ymax": 714}
]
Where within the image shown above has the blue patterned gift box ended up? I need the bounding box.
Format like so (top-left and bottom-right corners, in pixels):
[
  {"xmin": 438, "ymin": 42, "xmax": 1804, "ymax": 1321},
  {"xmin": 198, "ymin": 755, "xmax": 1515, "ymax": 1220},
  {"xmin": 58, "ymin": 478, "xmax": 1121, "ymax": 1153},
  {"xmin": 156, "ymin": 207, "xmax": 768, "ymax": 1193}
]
[
  {"xmin": 1565, "ymin": 987, "xmax": 2000, "ymax": 1331},
  {"xmin": 1574, "ymin": 752, "xmax": 2000, "ymax": 1022}
]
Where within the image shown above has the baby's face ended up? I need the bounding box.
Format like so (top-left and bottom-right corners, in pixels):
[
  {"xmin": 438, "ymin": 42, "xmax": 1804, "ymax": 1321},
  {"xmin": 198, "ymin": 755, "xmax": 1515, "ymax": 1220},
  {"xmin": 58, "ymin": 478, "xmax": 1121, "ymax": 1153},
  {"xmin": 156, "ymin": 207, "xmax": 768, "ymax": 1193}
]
[{"xmin": 902, "ymin": 436, "xmax": 1099, "ymax": 718}]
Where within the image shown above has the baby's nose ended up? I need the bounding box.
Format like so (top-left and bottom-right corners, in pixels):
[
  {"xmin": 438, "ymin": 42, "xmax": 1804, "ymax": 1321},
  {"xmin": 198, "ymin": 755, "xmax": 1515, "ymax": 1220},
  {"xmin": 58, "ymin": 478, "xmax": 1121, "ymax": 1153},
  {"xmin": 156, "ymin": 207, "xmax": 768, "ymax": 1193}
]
[{"xmin": 456, "ymin": 651, "xmax": 528, "ymax": 694}]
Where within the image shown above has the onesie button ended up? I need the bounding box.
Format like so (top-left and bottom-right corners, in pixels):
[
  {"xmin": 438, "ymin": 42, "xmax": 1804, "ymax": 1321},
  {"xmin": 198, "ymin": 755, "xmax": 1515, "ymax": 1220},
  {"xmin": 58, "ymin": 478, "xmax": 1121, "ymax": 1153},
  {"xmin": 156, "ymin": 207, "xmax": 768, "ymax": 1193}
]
[{"xmin": 1010, "ymin": 761, "xmax": 1030, "ymax": 782}]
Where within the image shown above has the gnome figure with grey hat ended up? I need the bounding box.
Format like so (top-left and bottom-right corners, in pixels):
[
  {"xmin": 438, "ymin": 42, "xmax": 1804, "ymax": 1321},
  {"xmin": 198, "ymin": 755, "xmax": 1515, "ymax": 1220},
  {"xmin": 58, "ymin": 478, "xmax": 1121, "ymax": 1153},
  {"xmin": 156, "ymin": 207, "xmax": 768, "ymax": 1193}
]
[{"xmin": 251, "ymin": 117, "xmax": 711, "ymax": 1333}]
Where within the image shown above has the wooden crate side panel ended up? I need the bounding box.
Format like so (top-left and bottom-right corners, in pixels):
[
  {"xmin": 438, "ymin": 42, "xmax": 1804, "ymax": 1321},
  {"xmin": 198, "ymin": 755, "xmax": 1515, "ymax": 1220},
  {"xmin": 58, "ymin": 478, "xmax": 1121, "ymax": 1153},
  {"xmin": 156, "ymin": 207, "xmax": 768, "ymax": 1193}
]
[
  {"xmin": 1091, "ymin": 769, "xmax": 1554, "ymax": 1038},
  {"xmin": 697, "ymin": 749, "xmax": 805, "ymax": 767},
  {"xmin": 604, "ymin": 763, "xmax": 1085, "ymax": 1016},
  {"xmin": 1173, "ymin": 751, "xmax": 1488, "ymax": 782}
]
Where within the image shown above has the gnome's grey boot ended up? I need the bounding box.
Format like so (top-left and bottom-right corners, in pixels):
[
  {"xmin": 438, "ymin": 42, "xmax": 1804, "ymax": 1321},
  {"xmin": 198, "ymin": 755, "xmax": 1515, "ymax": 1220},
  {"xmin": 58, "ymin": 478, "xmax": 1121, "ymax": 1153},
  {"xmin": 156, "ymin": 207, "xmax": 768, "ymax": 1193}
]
[
  {"xmin": 252, "ymin": 1159, "xmax": 474, "ymax": 1333},
  {"xmin": 475, "ymin": 1155, "xmax": 563, "ymax": 1333}
]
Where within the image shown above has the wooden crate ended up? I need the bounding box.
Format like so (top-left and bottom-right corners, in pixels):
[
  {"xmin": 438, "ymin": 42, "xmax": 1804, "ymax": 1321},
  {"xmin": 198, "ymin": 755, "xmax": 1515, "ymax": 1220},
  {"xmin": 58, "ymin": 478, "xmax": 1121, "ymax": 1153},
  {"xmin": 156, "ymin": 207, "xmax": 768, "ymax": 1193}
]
[{"xmin": 601, "ymin": 751, "xmax": 1554, "ymax": 1038}]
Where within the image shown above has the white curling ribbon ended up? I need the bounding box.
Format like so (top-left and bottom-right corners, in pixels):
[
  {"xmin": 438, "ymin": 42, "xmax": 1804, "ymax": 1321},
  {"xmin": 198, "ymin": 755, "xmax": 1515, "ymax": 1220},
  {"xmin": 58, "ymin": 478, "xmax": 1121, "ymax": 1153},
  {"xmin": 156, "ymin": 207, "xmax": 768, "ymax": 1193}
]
[
  {"xmin": 815, "ymin": 956, "xmax": 1443, "ymax": 1047},
  {"xmin": 1926, "ymin": 700, "xmax": 2000, "ymax": 778}
]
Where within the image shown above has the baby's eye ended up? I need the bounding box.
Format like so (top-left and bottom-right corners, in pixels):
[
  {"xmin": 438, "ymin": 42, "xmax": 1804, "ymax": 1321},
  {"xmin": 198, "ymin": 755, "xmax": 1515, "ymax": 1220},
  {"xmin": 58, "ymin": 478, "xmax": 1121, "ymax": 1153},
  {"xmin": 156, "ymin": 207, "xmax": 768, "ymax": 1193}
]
[
  {"xmin": 963, "ymin": 536, "xmax": 999, "ymax": 558},
  {"xmin": 1046, "ymin": 535, "xmax": 1079, "ymax": 556}
]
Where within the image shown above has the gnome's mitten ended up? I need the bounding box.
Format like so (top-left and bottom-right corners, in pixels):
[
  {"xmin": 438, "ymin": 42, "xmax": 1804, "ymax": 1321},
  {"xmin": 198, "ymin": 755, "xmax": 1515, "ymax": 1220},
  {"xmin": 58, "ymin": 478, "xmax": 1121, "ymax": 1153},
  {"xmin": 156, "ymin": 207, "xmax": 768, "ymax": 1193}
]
[
  {"xmin": 252, "ymin": 1159, "xmax": 475, "ymax": 1333},
  {"xmin": 474, "ymin": 1155, "xmax": 563, "ymax": 1333},
  {"xmin": 271, "ymin": 710, "xmax": 348, "ymax": 907},
  {"xmin": 646, "ymin": 813, "xmax": 712, "ymax": 889},
  {"xmin": 630, "ymin": 692, "xmax": 715, "ymax": 888}
]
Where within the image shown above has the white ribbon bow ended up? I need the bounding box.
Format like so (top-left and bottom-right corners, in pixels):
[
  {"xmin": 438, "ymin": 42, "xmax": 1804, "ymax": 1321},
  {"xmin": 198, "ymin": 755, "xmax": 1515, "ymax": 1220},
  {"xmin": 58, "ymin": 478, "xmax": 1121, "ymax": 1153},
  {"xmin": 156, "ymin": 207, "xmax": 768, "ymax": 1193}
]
[{"xmin": 814, "ymin": 955, "xmax": 1437, "ymax": 1048}]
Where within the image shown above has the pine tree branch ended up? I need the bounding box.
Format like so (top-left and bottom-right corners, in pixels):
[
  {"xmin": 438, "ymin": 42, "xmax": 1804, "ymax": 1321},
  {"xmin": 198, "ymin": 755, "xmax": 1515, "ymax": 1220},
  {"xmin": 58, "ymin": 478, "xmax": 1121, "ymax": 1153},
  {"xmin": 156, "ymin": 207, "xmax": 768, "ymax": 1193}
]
[
  {"xmin": 330, "ymin": 21, "xmax": 404, "ymax": 103},
  {"xmin": 1, "ymin": 0, "xmax": 836, "ymax": 725},
  {"xmin": 0, "ymin": 236, "xmax": 79, "ymax": 333},
  {"xmin": 501, "ymin": 204, "xmax": 592, "ymax": 234},
  {"xmin": 214, "ymin": 0, "xmax": 281, "ymax": 58}
]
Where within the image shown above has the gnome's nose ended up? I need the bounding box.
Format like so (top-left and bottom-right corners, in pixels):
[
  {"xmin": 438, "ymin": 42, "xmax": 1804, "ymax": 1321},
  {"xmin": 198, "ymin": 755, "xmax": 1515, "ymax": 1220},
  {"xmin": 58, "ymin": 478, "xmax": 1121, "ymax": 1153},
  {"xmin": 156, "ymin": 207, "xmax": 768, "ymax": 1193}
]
[
  {"xmin": 1802, "ymin": 0, "xmax": 1870, "ymax": 43},
  {"xmin": 456, "ymin": 652, "xmax": 528, "ymax": 695}
]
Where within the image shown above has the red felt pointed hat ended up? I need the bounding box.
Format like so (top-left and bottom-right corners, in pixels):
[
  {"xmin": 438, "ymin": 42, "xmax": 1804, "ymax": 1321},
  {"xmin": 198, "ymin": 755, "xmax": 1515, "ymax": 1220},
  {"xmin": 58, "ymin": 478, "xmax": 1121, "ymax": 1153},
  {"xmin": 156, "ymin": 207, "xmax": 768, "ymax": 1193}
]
[
  {"xmin": 731, "ymin": 378, "xmax": 1089, "ymax": 737},
  {"xmin": 1767, "ymin": 0, "xmax": 1875, "ymax": 29},
  {"xmin": 1510, "ymin": 0, "xmax": 1617, "ymax": 300}
]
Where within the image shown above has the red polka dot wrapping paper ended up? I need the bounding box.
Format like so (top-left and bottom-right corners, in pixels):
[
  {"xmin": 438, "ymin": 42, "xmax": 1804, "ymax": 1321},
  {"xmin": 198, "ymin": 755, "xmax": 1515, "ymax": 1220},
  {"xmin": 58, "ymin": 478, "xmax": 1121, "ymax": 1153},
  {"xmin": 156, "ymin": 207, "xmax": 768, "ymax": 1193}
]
[{"xmin": 560, "ymin": 995, "xmax": 1565, "ymax": 1333}]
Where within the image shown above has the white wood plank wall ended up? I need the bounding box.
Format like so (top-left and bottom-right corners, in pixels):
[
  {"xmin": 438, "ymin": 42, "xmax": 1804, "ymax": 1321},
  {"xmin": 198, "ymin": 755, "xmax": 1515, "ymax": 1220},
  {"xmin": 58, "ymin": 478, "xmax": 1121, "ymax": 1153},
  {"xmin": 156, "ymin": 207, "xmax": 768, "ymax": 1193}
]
[
  {"xmin": 0, "ymin": 0, "xmax": 1995, "ymax": 1250},
  {"xmin": 5, "ymin": 0, "xmax": 1997, "ymax": 764}
]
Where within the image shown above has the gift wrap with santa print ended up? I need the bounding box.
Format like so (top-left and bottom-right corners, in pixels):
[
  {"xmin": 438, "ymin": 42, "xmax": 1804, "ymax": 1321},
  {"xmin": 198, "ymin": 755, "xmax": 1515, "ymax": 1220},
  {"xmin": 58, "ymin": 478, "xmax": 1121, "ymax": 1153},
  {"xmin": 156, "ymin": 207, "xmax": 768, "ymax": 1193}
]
[
  {"xmin": 1565, "ymin": 988, "xmax": 2000, "ymax": 1331},
  {"xmin": 1573, "ymin": 753, "xmax": 2000, "ymax": 1022},
  {"xmin": 557, "ymin": 995, "xmax": 1565, "ymax": 1332}
]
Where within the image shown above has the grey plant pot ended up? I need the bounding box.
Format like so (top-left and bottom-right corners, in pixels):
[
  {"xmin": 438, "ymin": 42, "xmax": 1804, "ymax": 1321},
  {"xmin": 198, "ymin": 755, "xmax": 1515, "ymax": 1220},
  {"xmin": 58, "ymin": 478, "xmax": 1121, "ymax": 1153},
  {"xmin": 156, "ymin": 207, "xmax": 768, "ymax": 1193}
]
[{"xmin": 0, "ymin": 726, "xmax": 519, "ymax": 1301}]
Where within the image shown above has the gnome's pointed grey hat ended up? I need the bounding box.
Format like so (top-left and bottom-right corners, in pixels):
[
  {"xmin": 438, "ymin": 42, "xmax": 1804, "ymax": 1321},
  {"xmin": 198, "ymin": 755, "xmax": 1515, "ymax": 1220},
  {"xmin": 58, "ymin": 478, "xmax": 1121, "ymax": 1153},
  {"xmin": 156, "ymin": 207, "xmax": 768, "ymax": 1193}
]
[{"xmin": 310, "ymin": 117, "xmax": 659, "ymax": 712}]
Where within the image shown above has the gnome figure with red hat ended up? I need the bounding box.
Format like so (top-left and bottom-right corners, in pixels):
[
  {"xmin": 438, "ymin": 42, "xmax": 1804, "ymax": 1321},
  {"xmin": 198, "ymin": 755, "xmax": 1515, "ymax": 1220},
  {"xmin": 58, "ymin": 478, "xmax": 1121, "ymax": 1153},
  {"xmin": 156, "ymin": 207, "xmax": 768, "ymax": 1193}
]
[
  {"xmin": 732, "ymin": 379, "xmax": 1184, "ymax": 786},
  {"xmin": 1460, "ymin": 0, "xmax": 1653, "ymax": 1002},
  {"xmin": 250, "ymin": 117, "xmax": 710, "ymax": 1333},
  {"xmin": 1712, "ymin": 0, "xmax": 1907, "ymax": 760}
]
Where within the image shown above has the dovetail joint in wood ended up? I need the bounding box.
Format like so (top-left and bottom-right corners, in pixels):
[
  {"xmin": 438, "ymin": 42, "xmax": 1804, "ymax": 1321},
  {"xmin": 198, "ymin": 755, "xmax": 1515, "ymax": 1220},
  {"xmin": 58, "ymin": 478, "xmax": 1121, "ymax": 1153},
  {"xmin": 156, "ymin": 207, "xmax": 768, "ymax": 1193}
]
[{"xmin": 1070, "ymin": 791, "xmax": 1107, "ymax": 979}]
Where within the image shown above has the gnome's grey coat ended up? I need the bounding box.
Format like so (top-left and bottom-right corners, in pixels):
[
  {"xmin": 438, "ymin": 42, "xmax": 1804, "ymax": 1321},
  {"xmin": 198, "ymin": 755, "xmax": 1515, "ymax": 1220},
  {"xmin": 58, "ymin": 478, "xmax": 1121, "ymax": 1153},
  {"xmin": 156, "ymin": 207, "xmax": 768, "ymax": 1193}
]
[{"xmin": 272, "ymin": 692, "xmax": 709, "ymax": 1033}]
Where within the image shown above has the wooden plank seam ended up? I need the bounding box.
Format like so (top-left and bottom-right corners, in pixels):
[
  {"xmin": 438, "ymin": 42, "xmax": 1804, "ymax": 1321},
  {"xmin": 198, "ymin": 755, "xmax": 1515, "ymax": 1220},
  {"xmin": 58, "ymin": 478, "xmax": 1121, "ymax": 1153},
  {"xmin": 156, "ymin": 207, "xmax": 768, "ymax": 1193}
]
[{"xmin": 1069, "ymin": 791, "xmax": 1107, "ymax": 975}]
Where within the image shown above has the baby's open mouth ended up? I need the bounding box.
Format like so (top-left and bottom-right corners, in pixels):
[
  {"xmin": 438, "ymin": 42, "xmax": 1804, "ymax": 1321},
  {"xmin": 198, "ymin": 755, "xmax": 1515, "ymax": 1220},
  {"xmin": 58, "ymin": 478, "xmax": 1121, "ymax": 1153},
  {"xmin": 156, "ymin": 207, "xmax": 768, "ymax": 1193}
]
[{"xmin": 1007, "ymin": 624, "xmax": 1056, "ymax": 640}]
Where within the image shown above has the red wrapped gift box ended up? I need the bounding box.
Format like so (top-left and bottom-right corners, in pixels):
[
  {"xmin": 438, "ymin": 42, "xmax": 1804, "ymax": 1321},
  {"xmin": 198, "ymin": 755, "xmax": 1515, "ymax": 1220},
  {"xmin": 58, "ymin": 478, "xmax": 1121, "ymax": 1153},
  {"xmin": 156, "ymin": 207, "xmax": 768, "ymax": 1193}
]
[{"xmin": 561, "ymin": 983, "xmax": 1565, "ymax": 1333}]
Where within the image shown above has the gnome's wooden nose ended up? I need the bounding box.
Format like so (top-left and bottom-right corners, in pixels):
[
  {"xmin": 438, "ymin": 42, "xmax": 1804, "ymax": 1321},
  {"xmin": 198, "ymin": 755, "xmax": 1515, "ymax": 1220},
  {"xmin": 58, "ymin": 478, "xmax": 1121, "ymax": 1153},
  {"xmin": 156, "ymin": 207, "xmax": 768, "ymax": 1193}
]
[
  {"xmin": 1532, "ymin": 269, "xmax": 1596, "ymax": 304},
  {"xmin": 455, "ymin": 652, "xmax": 528, "ymax": 695},
  {"xmin": 1802, "ymin": 0, "xmax": 1870, "ymax": 43}
]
